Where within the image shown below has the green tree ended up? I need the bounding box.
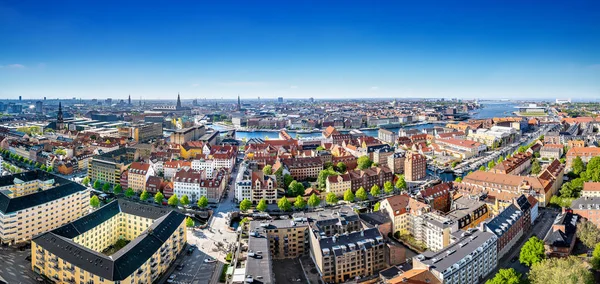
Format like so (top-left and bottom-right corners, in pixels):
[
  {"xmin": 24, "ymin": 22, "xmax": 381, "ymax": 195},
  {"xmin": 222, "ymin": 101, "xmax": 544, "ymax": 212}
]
[
  {"xmin": 479, "ymin": 165, "xmax": 486, "ymax": 171},
  {"xmin": 180, "ymin": 195, "xmax": 190, "ymax": 206},
  {"xmin": 383, "ymin": 181, "xmax": 394, "ymax": 194},
  {"xmin": 277, "ymin": 197, "xmax": 292, "ymax": 211},
  {"xmin": 93, "ymin": 180, "xmax": 101, "ymax": 189},
  {"xmin": 576, "ymin": 219, "xmax": 600, "ymax": 248},
  {"xmin": 154, "ymin": 192, "xmax": 164, "ymax": 204},
  {"xmin": 308, "ymin": 193, "xmax": 321, "ymax": 207},
  {"xmin": 572, "ymin": 156, "xmax": 585, "ymax": 176},
  {"xmin": 283, "ymin": 174, "xmax": 294, "ymax": 189},
  {"xmin": 256, "ymin": 199, "xmax": 268, "ymax": 212},
  {"xmin": 528, "ymin": 256, "xmax": 594, "ymax": 284},
  {"xmin": 531, "ymin": 159, "xmax": 542, "ymax": 175},
  {"xmin": 518, "ymin": 146, "xmax": 527, "ymax": 153},
  {"xmin": 287, "ymin": 180, "xmax": 305, "ymax": 197},
  {"xmin": 185, "ymin": 217, "xmax": 195, "ymax": 228},
  {"xmin": 102, "ymin": 182, "xmax": 111, "ymax": 193},
  {"xmin": 374, "ymin": 202, "xmax": 380, "ymax": 211},
  {"xmin": 455, "ymin": 176, "xmax": 463, "ymax": 182},
  {"xmin": 46, "ymin": 166, "xmax": 53, "ymax": 172},
  {"xmin": 318, "ymin": 168, "xmax": 338, "ymax": 189},
  {"xmin": 487, "ymin": 160, "xmax": 496, "ymax": 169},
  {"xmin": 90, "ymin": 195, "xmax": 100, "ymax": 208},
  {"xmin": 113, "ymin": 184, "xmax": 122, "ymax": 195},
  {"xmin": 54, "ymin": 148, "xmax": 67, "ymax": 156},
  {"xmin": 560, "ymin": 182, "xmax": 576, "ymax": 198},
  {"xmin": 395, "ymin": 174, "xmax": 407, "ymax": 192},
  {"xmin": 316, "ymin": 145, "xmax": 326, "ymax": 151},
  {"xmin": 326, "ymin": 192, "xmax": 338, "ymax": 205},
  {"xmin": 370, "ymin": 184, "xmax": 381, "ymax": 197},
  {"xmin": 591, "ymin": 243, "xmax": 600, "ymax": 270},
  {"xmin": 168, "ymin": 194, "xmax": 179, "ymax": 206},
  {"xmin": 336, "ymin": 162, "xmax": 347, "ymax": 173},
  {"xmin": 294, "ymin": 196, "xmax": 306, "ymax": 210},
  {"xmin": 451, "ymin": 161, "xmax": 459, "ymax": 168},
  {"xmin": 140, "ymin": 190, "xmax": 150, "ymax": 201},
  {"xmin": 519, "ymin": 236, "xmax": 545, "ymax": 267},
  {"xmin": 497, "ymin": 156, "xmax": 505, "ymax": 163},
  {"xmin": 486, "ymin": 268, "xmax": 521, "ymax": 284},
  {"xmin": 197, "ymin": 196, "xmax": 209, "ymax": 208},
  {"xmin": 343, "ymin": 189, "xmax": 355, "ymax": 202},
  {"xmin": 262, "ymin": 165, "xmax": 273, "ymax": 175},
  {"xmin": 125, "ymin": 187, "xmax": 135, "ymax": 198},
  {"xmin": 355, "ymin": 187, "xmax": 368, "ymax": 201},
  {"xmin": 357, "ymin": 156, "xmax": 373, "ymax": 170},
  {"xmin": 82, "ymin": 176, "xmax": 90, "ymax": 186},
  {"xmin": 239, "ymin": 199, "xmax": 252, "ymax": 212}
]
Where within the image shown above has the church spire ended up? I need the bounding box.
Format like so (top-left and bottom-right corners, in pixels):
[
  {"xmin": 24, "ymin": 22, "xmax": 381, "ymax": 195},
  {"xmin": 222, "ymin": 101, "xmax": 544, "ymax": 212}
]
[{"xmin": 176, "ymin": 92, "xmax": 182, "ymax": 109}]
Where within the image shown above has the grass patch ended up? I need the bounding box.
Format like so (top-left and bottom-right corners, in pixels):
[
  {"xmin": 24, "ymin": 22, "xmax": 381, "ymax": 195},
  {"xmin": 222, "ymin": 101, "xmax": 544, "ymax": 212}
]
[
  {"xmin": 219, "ymin": 264, "xmax": 229, "ymax": 282},
  {"xmin": 102, "ymin": 239, "xmax": 130, "ymax": 256}
]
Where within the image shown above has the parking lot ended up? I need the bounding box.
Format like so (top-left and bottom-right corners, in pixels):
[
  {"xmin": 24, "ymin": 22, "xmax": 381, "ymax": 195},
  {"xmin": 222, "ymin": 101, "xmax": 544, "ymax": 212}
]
[
  {"xmin": 165, "ymin": 245, "xmax": 218, "ymax": 284},
  {"xmin": 0, "ymin": 246, "xmax": 41, "ymax": 284}
]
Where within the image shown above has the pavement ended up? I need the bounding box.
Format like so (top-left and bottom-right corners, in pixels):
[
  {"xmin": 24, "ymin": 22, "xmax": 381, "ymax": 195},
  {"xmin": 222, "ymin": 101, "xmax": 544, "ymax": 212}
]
[{"xmin": 0, "ymin": 245, "xmax": 42, "ymax": 284}]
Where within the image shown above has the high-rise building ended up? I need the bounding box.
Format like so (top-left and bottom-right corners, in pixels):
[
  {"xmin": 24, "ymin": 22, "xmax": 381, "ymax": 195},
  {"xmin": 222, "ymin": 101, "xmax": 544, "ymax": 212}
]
[
  {"xmin": 405, "ymin": 152, "xmax": 426, "ymax": 181},
  {"xmin": 35, "ymin": 101, "xmax": 43, "ymax": 113},
  {"xmin": 277, "ymin": 97, "xmax": 283, "ymax": 103}
]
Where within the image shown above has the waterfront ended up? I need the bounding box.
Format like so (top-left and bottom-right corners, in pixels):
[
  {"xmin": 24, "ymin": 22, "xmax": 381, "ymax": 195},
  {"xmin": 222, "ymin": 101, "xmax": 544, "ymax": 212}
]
[{"xmin": 211, "ymin": 101, "xmax": 517, "ymax": 140}]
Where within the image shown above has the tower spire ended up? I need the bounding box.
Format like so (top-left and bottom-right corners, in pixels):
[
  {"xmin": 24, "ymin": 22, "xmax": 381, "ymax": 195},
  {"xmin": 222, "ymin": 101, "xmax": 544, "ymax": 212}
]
[
  {"xmin": 176, "ymin": 92, "xmax": 182, "ymax": 109},
  {"xmin": 237, "ymin": 95, "xmax": 241, "ymax": 111}
]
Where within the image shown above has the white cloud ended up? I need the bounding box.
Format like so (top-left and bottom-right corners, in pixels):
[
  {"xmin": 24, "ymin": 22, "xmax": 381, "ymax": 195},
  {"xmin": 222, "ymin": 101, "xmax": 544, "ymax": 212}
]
[
  {"xmin": 217, "ymin": 81, "xmax": 270, "ymax": 87},
  {"xmin": 0, "ymin": 63, "xmax": 25, "ymax": 69}
]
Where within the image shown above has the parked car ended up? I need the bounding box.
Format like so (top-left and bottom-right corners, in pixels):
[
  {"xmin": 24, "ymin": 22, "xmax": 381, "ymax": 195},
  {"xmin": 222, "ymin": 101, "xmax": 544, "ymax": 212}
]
[
  {"xmin": 176, "ymin": 264, "xmax": 185, "ymax": 271},
  {"xmin": 167, "ymin": 274, "xmax": 177, "ymax": 283},
  {"xmin": 204, "ymin": 258, "xmax": 216, "ymax": 263}
]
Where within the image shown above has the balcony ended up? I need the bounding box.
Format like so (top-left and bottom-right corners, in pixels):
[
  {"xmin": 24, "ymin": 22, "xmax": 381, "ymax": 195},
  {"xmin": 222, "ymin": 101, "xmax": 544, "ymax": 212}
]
[{"xmin": 65, "ymin": 266, "xmax": 75, "ymax": 272}]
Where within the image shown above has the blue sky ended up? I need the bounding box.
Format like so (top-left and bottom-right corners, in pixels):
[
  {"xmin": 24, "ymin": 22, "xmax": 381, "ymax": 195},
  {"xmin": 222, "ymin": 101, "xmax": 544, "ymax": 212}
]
[{"xmin": 1, "ymin": 0, "xmax": 599, "ymax": 100}]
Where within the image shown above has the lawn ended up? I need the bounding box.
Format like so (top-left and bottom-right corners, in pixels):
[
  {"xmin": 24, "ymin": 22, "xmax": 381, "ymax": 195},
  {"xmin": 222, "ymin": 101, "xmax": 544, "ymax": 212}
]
[{"xmin": 102, "ymin": 239, "xmax": 131, "ymax": 256}]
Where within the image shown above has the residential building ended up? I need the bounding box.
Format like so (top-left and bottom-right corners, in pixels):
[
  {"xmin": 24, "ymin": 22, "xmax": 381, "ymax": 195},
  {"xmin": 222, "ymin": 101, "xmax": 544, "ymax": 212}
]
[
  {"xmin": 378, "ymin": 128, "xmax": 397, "ymax": 144},
  {"xmin": 436, "ymin": 138, "xmax": 487, "ymax": 159},
  {"xmin": 170, "ymin": 125, "xmax": 206, "ymax": 144},
  {"xmin": 380, "ymin": 194, "xmax": 429, "ymax": 234},
  {"xmin": 88, "ymin": 147, "xmax": 137, "ymax": 185},
  {"xmin": 235, "ymin": 162, "xmax": 252, "ymax": 202},
  {"xmin": 276, "ymin": 157, "xmax": 323, "ymax": 181},
  {"xmin": 128, "ymin": 162, "xmax": 154, "ymax": 192},
  {"xmin": 543, "ymin": 211, "xmax": 577, "ymax": 257},
  {"xmin": 325, "ymin": 174, "xmax": 351, "ymax": 196},
  {"xmin": 32, "ymin": 200, "xmax": 186, "ymax": 284},
  {"xmin": 348, "ymin": 166, "xmax": 394, "ymax": 191},
  {"xmin": 412, "ymin": 228, "xmax": 497, "ymax": 284},
  {"xmin": 387, "ymin": 152, "xmax": 405, "ymax": 174},
  {"xmin": 386, "ymin": 269, "xmax": 441, "ymax": 284},
  {"xmin": 527, "ymin": 195, "xmax": 539, "ymax": 225},
  {"xmin": 0, "ymin": 171, "xmax": 89, "ymax": 245},
  {"xmin": 249, "ymin": 219, "xmax": 309, "ymax": 259},
  {"xmin": 411, "ymin": 212, "xmax": 457, "ymax": 252},
  {"xmin": 490, "ymin": 152, "xmax": 532, "ymax": 175},
  {"xmin": 173, "ymin": 167, "xmax": 206, "ymax": 201},
  {"xmin": 566, "ymin": 147, "xmax": 600, "ymax": 170},
  {"xmin": 131, "ymin": 122, "xmax": 163, "ymax": 142},
  {"xmin": 417, "ymin": 182, "xmax": 453, "ymax": 213},
  {"xmin": 404, "ymin": 153, "xmax": 426, "ymax": 181},
  {"xmin": 540, "ymin": 144, "xmax": 564, "ymax": 160},
  {"xmin": 571, "ymin": 196, "xmax": 600, "ymax": 228},
  {"xmin": 446, "ymin": 196, "xmax": 489, "ymax": 230},
  {"xmin": 163, "ymin": 160, "xmax": 191, "ymax": 180},
  {"xmin": 483, "ymin": 204, "xmax": 524, "ymax": 258},
  {"xmin": 581, "ymin": 182, "xmax": 600, "ymax": 198},
  {"xmin": 191, "ymin": 158, "xmax": 215, "ymax": 178},
  {"xmin": 250, "ymin": 171, "xmax": 278, "ymax": 204},
  {"xmin": 513, "ymin": 194, "xmax": 532, "ymax": 231}
]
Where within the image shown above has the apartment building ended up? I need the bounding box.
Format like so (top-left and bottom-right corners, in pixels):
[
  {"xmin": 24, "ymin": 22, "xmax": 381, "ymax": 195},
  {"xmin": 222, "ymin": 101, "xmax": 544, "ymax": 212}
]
[
  {"xmin": 380, "ymin": 194, "xmax": 429, "ymax": 234},
  {"xmin": 250, "ymin": 219, "xmax": 309, "ymax": 259},
  {"xmin": 250, "ymin": 171, "xmax": 278, "ymax": 204},
  {"xmin": 131, "ymin": 122, "xmax": 163, "ymax": 142},
  {"xmin": 490, "ymin": 152, "xmax": 532, "ymax": 175},
  {"xmin": 417, "ymin": 182, "xmax": 453, "ymax": 213},
  {"xmin": 436, "ymin": 138, "xmax": 487, "ymax": 159},
  {"xmin": 235, "ymin": 162, "xmax": 252, "ymax": 202},
  {"xmin": 411, "ymin": 213, "xmax": 457, "ymax": 252},
  {"xmin": 483, "ymin": 204, "xmax": 524, "ymax": 258},
  {"xmin": 404, "ymin": 153, "xmax": 426, "ymax": 181},
  {"xmin": 310, "ymin": 227, "xmax": 386, "ymax": 283},
  {"xmin": 163, "ymin": 160, "xmax": 191, "ymax": 180},
  {"xmin": 446, "ymin": 196, "xmax": 490, "ymax": 230},
  {"xmin": 325, "ymin": 174, "xmax": 351, "ymax": 196},
  {"xmin": 275, "ymin": 157, "xmax": 323, "ymax": 181},
  {"xmin": 387, "ymin": 152, "xmax": 406, "ymax": 174},
  {"xmin": 32, "ymin": 200, "xmax": 186, "ymax": 284},
  {"xmin": 540, "ymin": 144, "xmax": 564, "ymax": 160},
  {"xmin": 543, "ymin": 211, "xmax": 577, "ymax": 257},
  {"xmin": 378, "ymin": 128, "xmax": 397, "ymax": 144},
  {"xmin": 566, "ymin": 147, "xmax": 600, "ymax": 170},
  {"xmin": 412, "ymin": 228, "xmax": 498, "ymax": 284},
  {"xmin": 571, "ymin": 196, "xmax": 600, "ymax": 228},
  {"xmin": 173, "ymin": 167, "xmax": 206, "ymax": 201},
  {"xmin": 0, "ymin": 171, "xmax": 89, "ymax": 245},
  {"xmin": 170, "ymin": 125, "xmax": 206, "ymax": 144},
  {"xmin": 326, "ymin": 166, "xmax": 394, "ymax": 193},
  {"xmin": 581, "ymin": 182, "xmax": 600, "ymax": 198},
  {"xmin": 88, "ymin": 147, "xmax": 137, "ymax": 185},
  {"xmin": 191, "ymin": 158, "xmax": 215, "ymax": 178},
  {"xmin": 128, "ymin": 162, "xmax": 154, "ymax": 192}
]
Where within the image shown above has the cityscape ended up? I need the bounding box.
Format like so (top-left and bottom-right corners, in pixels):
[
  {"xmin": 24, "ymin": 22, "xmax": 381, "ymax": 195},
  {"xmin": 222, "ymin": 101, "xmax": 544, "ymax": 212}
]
[{"xmin": 1, "ymin": 1, "xmax": 600, "ymax": 284}]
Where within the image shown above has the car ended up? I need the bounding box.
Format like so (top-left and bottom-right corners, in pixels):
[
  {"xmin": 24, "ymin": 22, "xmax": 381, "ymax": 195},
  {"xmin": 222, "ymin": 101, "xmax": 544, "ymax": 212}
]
[
  {"xmin": 187, "ymin": 247, "xmax": 195, "ymax": 255},
  {"xmin": 204, "ymin": 258, "xmax": 217, "ymax": 263},
  {"xmin": 176, "ymin": 264, "xmax": 185, "ymax": 271},
  {"xmin": 167, "ymin": 274, "xmax": 177, "ymax": 283}
]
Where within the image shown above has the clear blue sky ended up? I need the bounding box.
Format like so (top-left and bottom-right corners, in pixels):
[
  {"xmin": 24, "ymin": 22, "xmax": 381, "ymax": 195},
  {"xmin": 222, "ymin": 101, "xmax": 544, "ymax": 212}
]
[{"xmin": 1, "ymin": 0, "xmax": 599, "ymax": 100}]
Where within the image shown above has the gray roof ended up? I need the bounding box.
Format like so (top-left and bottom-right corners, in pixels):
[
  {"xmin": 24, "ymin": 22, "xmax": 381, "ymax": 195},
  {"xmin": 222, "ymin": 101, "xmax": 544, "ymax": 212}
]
[
  {"xmin": 543, "ymin": 212, "xmax": 578, "ymax": 248},
  {"xmin": 572, "ymin": 196, "xmax": 600, "ymax": 210},
  {"xmin": 415, "ymin": 229, "xmax": 497, "ymax": 272},
  {"xmin": 33, "ymin": 200, "xmax": 185, "ymax": 281},
  {"xmin": 484, "ymin": 204, "xmax": 522, "ymax": 237},
  {"xmin": 318, "ymin": 227, "xmax": 384, "ymax": 254},
  {"xmin": 246, "ymin": 222, "xmax": 275, "ymax": 284}
]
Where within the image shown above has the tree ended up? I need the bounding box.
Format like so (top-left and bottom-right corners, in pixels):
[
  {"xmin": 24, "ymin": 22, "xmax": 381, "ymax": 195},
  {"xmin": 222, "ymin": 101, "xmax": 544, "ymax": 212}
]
[
  {"xmin": 90, "ymin": 195, "xmax": 100, "ymax": 208},
  {"xmin": 572, "ymin": 156, "xmax": 585, "ymax": 176},
  {"xmin": 262, "ymin": 165, "xmax": 273, "ymax": 175},
  {"xmin": 451, "ymin": 161, "xmax": 459, "ymax": 168},
  {"xmin": 256, "ymin": 199, "xmax": 268, "ymax": 212},
  {"xmin": 560, "ymin": 182, "xmax": 576, "ymax": 198},
  {"xmin": 113, "ymin": 184, "xmax": 122, "ymax": 195},
  {"xmin": 239, "ymin": 199, "xmax": 252, "ymax": 212},
  {"xmin": 370, "ymin": 185, "xmax": 381, "ymax": 197},
  {"xmin": 531, "ymin": 159, "xmax": 542, "ymax": 175},
  {"xmin": 486, "ymin": 268, "xmax": 521, "ymax": 284},
  {"xmin": 46, "ymin": 166, "xmax": 53, "ymax": 172},
  {"xmin": 54, "ymin": 148, "xmax": 67, "ymax": 156},
  {"xmin": 125, "ymin": 187, "xmax": 135, "ymax": 198},
  {"xmin": 497, "ymin": 155, "xmax": 505, "ymax": 163},
  {"xmin": 140, "ymin": 190, "xmax": 150, "ymax": 201},
  {"xmin": 519, "ymin": 236, "xmax": 545, "ymax": 267},
  {"xmin": 357, "ymin": 156, "xmax": 373, "ymax": 170},
  {"xmin": 383, "ymin": 181, "xmax": 394, "ymax": 194},
  {"xmin": 102, "ymin": 183, "xmax": 111, "ymax": 193},
  {"xmin": 518, "ymin": 146, "xmax": 527, "ymax": 153},
  {"xmin": 185, "ymin": 217, "xmax": 195, "ymax": 228},
  {"xmin": 336, "ymin": 162, "xmax": 347, "ymax": 173},
  {"xmin": 168, "ymin": 194, "xmax": 179, "ymax": 206},
  {"xmin": 283, "ymin": 174, "xmax": 294, "ymax": 189},
  {"xmin": 277, "ymin": 197, "xmax": 292, "ymax": 211},
  {"xmin": 82, "ymin": 176, "xmax": 90, "ymax": 186},
  {"xmin": 455, "ymin": 176, "xmax": 463, "ymax": 182},
  {"xmin": 308, "ymin": 193, "xmax": 321, "ymax": 207},
  {"xmin": 93, "ymin": 180, "xmax": 101, "ymax": 189},
  {"xmin": 318, "ymin": 168, "xmax": 337, "ymax": 189},
  {"xmin": 479, "ymin": 165, "xmax": 486, "ymax": 171},
  {"xmin": 487, "ymin": 160, "xmax": 496, "ymax": 169},
  {"xmin": 395, "ymin": 175, "xmax": 407, "ymax": 192},
  {"xmin": 287, "ymin": 180, "xmax": 305, "ymax": 197},
  {"xmin": 355, "ymin": 187, "xmax": 368, "ymax": 201},
  {"xmin": 197, "ymin": 196, "xmax": 209, "ymax": 208},
  {"xmin": 374, "ymin": 202, "xmax": 380, "ymax": 211},
  {"xmin": 343, "ymin": 189, "xmax": 355, "ymax": 202},
  {"xmin": 528, "ymin": 256, "xmax": 594, "ymax": 284},
  {"xmin": 316, "ymin": 145, "xmax": 326, "ymax": 151},
  {"xmin": 326, "ymin": 192, "xmax": 338, "ymax": 205},
  {"xmin": 294, "ymin": 196, "xmax": 306, "ymax": 210},
  {"xmin": 591, "ymin": 243, "xmax": 600, "ymax": 270},
  {"xmin": 576, "ymin": 219, "xmax": 600, "ymax": 248},
  {"xmin": 154, "ymin": 192, "xmax": 164, "ymax": 204},
  {"xmin": 180, "ymin": 195, "xmax": 190, "ymax": 206}
]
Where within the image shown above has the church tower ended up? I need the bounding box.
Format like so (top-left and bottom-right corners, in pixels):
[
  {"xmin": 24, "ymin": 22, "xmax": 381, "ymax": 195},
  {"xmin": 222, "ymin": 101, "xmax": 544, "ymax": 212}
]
[
  {"xmin": 176, "ymin": 93, "xmax": 182, "ymax": 110},
  {"xmin": 57, "ymin": 102, "xmax": 64, "ymax": 130}
]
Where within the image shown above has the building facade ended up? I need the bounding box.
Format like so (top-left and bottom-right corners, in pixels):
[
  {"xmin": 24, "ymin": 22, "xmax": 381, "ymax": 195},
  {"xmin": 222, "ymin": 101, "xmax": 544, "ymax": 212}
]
[{"xmin": 405, "ymin": 153, "xmax": 426, "ymax": 181}]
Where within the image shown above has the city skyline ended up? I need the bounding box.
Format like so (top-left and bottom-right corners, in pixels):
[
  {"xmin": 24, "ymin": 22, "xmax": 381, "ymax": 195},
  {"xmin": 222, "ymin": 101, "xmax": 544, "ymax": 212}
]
[{"xmin": 1, "ymin": 1, "xmax": 599, "ymax": 100}]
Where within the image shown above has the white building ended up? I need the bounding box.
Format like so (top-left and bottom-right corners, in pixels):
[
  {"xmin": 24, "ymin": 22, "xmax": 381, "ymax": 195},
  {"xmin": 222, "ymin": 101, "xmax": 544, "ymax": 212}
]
[
  {"xmin": 191, "ymin": 158, "xmax": 215, "ymax": 178},
  {"xmin": 235, "ymin": 162, "xmax": 252, "ymax": 202},
  {"xmin": 172, "ymin": 168, "xmax": 206, "ymax": 202}
]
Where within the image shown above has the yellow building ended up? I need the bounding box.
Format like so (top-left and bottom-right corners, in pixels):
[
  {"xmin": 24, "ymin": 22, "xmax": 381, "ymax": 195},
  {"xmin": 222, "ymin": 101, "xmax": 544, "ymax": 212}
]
[
  {"xmin": 130, "ymin": 122, "xmax": 163, "ymax": 142},
  {"xmin": 32, "ymin": 200, "xmax": 187, "ymax": 284},
  {"xmin": 88, "ymin": 147, "xmax": 137, "ymax": 185},
  {"xmin": 0, "ymin": 170, "xmax": 89, "ymax": 245}
]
